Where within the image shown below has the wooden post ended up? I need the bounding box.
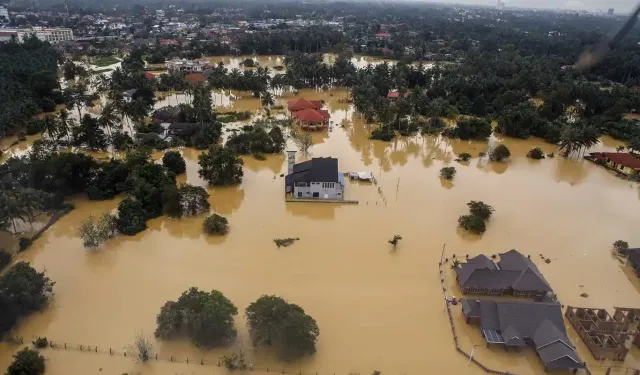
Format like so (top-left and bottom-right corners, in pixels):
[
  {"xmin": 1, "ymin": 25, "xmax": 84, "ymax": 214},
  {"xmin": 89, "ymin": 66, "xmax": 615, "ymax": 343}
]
[
  {"xmin": 155, "ymin": 354, "xmax": 157, "ymax": 360},
  {"xmin": 109, "ymin": 348, "xmax": 112, "ymax": 355},
  {"xmin": 64, "ymin": 343, "xmax": 66, "ymax": 349},
  {"xmin": 201, "ymin": 358, "xmax": 203, "ymax": 365},
  {"xmin": 170, "ymin": 356, "xmax": 173, "ymax": 362}
]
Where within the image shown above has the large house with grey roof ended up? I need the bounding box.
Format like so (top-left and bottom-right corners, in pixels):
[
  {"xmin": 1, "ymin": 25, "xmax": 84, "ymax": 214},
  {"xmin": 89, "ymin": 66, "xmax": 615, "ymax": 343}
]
[
  {"xmin": 461, "ymin": 299, "xmax": 585, "ymax": 372},
  {"xmin": 285, "ymin": 154, "xmax": 345, "ymax": 199},
  {"xmin": 455, "ymin": 249, "xmax": 552, "ymax": 298}
]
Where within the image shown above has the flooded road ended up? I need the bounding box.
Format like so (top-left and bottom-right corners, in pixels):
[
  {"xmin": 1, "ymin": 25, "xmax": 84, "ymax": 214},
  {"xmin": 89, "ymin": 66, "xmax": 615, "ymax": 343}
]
[{"xmin": 1, "ymin": 85, "xmax": 639, "ymax": 375}]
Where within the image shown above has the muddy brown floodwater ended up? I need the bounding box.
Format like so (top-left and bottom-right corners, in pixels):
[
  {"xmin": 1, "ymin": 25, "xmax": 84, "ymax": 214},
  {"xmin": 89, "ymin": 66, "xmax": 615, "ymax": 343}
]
[{"xmin": 1, "ymin": 82, "xmax": 640, "ymax": 375}]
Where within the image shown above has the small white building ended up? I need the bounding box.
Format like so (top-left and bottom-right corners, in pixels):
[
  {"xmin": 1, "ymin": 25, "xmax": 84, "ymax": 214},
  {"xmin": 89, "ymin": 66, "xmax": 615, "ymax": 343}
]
[
  {"xmin": 166, "ymin": 58, "xmax": 207, "ymax": 73},
  {"xmin": 0, "ymin": 6, "xmax": 9, "ymax": 23},
  {"xmin": 285, "ymin": 152, "xmax": 345, "ymax": 199}
]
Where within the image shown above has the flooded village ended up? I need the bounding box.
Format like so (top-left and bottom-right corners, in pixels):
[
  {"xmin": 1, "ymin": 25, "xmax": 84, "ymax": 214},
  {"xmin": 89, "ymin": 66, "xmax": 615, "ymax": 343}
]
[{"xmin": 1, "ymin": 2, "xmax": 640, "ymax": 375}]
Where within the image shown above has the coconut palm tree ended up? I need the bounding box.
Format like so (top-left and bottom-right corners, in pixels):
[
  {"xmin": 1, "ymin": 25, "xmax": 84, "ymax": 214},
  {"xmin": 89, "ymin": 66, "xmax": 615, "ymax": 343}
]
[
  {"xmin": 260, "ymin": 91, "xmax": 275, "ymax": 117},
  {"xmin": 41, "ymin": 115, "xmax": 59, "ymax": 140},
  {"xmin": 57, "ymin": 109, "xmax": 74, "ymax": 144}
]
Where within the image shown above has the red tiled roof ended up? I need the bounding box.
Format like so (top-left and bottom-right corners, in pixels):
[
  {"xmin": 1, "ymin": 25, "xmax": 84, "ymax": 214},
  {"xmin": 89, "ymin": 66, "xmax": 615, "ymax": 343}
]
[
  {"xmin": 159, "ymin": 39, "xmax": 179, "ymax": 45},
  {"xmin": 387, "ymin": 91, "xmax": 409, "ymax": 99},
  {"xmin": 144, "ymin": 72, "xmax": 155, "ymax": 79},
  {"xmin": 292, "ymin": 108, "xmax": 330, "ymax": 123},
  {"xmin": 287, "ymin": 98, "xmax": 322, "ymax": 111},
  {"xmin": 185, "ymin": 73, "xmax": 206, "ymax": 83},
  {"xmin": 591, "ymin": 152, "xmax": 640, "ymax": 170},
  {"xmin": 375, "ymin": 32, "xmax": 391, "ymax": 37}
]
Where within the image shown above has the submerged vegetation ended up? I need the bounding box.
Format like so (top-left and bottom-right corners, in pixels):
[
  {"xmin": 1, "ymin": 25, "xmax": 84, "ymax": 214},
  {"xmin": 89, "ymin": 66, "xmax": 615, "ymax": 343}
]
[{"xmin": 459, "ymin": 201, "xmax": 494, "ymax": 235}]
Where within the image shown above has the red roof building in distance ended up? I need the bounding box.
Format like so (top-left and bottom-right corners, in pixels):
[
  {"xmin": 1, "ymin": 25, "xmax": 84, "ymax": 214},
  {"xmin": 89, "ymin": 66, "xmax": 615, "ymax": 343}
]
[
  {"xmin": 185, "ymin": 73, "xmax": 207, "ymax": 83},
  {"xmin": 375, "ymin": 32, "xmax": 391, "ymax": 38},
  {"xmin": 387, "ymin": 91, "xmax": 409, "ymax": 99},
  {"xmin": 287, "ymin": 98, "xmax": 322, "ymax": 112},
  {"xmin": 144, "ymin": 72, "xmax": 156, "ymax": 79},
  {"xmin": 589, "ymin": 152, "xmax": 640, "ymax": 175},
  {"xmin": 159, "ymin": 39, "xmax": 179, "ymax": 46}
]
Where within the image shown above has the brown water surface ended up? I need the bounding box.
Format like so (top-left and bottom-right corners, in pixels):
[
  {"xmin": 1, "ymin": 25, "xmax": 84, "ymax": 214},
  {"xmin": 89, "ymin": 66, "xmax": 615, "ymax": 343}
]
[{"xmin": 1, "ymin": 86, "xmax": 639, "ymax": 375}]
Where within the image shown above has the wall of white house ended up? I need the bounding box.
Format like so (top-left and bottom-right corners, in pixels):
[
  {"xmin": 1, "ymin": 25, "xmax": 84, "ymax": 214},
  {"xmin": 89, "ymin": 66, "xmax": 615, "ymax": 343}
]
[{"xmin": 294, "ymin": 181, "xmax": 343, "ymax": 199}]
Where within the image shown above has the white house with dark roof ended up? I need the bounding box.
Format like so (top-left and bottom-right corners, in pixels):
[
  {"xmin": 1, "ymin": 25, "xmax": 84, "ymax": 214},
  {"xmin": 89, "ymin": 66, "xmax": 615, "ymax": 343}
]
[{"xmin": 285, "ymin": 152, "xmax": 344, "ymax": 199}]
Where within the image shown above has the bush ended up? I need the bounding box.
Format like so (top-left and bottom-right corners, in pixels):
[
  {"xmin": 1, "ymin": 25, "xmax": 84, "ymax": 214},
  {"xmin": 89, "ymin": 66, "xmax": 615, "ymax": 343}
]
[
  {"xmin": 203, "ymin": 214, "xmax": 229, "ymax": 235},
  {"xmin": 443, "ymin": 118, "xmax": 492, "ymax": 140},
  {"xmin": 162, "ymin": 151, "xmax": 186, "ymax": 175},
  {"xmin": 26, "ymin": 119, "xmax": 45, "ymax": 135},
  {"xmin": 613, "ymin": 240, "xmax": 629, "ymax": 255},
  {"xmin": 440, "ymin": 166, "xmax": 456, "ymax": 180},
  {"xmin": 32, "ymin": 337, "xmax": 49, "ymax": 348},
  {"xmin": 369, "ymin": 125, "xmax": 395, "ymax": 141},
  {"xmin": 527, "ymin": 147, "xmax": 545, "ymax": 160},
  {"xmin": 246, "ymin": 295, "xmax": 319, "ymax": 360},
  {"xmin": 490, "ymin": 144, "xmax": 511, "ymax": 162},
  {"xmin": 116, "ymin": 198, "xmax": 147, "ymax": 236},
  {"xmin": 111, "ymin": 131, "xmax": 134, "ymax": 151},
  {"xmin": 18, "ymin": 237, "xmax": 32, "ymax": 252},
  {"xmin": 6, "ymin": 348, "xmax": 45, "ymax": 375},
  {"xmin": 198, "ymin": 145, "xmax": 244, "ymax": 186},
  {"xmin": 0, "ymin": 249, "xmax": 11, "ymax": 271},
  {"xmin": 253, "ymin": 152, "xmax": 266, "ymax": 160},
  {"xmin": 467, "ymin": 201, "xmax": 494, "ymax": 220},
  {"xmin": 78, "ymin": 213, "xmax": 118, "ymax": 249},
  {"xmin": 458, "ymin": 215, "xmax": 487, "ymax": 234},
  {"xmin": 457, "ymin": 152, "xmax": 472, "ymax": 162},
  {"xmin": 155, "ymin": 287, "xmax": 238, "ymax": 347}
]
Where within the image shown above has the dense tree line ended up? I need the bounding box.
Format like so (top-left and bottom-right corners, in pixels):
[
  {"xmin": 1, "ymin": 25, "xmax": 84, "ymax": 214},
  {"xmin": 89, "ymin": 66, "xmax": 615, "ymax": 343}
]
[{"xmin": 0, "ymin": 36, "xmax": 61, "ymax": 137}]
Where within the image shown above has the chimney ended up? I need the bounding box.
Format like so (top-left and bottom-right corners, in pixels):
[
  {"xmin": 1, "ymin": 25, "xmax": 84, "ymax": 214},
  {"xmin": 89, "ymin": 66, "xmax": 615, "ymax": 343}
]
[{"xmin": 286, "ymin": 151, "xmax": 296, "ymax": 175}]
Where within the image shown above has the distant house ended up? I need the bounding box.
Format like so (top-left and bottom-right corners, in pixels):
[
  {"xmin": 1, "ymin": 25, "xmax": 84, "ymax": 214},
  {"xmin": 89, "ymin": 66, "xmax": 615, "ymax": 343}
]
[
  {"xmin": 285, "ymin": 155, "xmax": 345, "ymax": 199},
  {"xmin": 387, "ymin": 91, "xmax": 409, "ymax": 99},
  {"xmin": 144, "ymin": 72, "xmax": 156, "ymax": 79},
  {"xmin": 454, "ymin": 250, "xmax": 552, "ymax": 298},
  {"xmin": 461, "ymin": 299, "xmax": 584, "ymax": 372},
  {"xmin": 587, "ymin": 152, "xmax": 640, "ymax": 176},
  {"xmin": 159, "ymin": 38, "xmax": 180, "ymax": 46},
  {"xmin": 375, "ymin": 32, "xmax": 391, "ymax": 39},
  {"xmin": 160, "ymin": 122, "xmax": 197, "ymax": 138},
  {"xmin": 166, "ymin": 58, "xmax": 207, "ymax": 73},
  {"xmin": 287, "ymin": 98, "xmax": 322, "ymax": 112},
  {"xmin": 122, "ymin": 89, "xmax": 137, "ymax": 103},
  {"xmin": 185, "ymin": 73, "xmax": 207, "ymax": 83}
]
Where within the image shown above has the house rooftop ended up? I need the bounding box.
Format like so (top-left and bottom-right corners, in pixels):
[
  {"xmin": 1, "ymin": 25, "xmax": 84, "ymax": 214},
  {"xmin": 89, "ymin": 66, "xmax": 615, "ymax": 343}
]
[
  {"xmin": 292, "ymin": 108, "xmax": 330, "ymax": 123},
  {"xmin": 287, "ymin": 98, "xmax": 322, "ymax": 111},
  {"xmin": 285, "ymin": 157, "xmax": 340, "ymax": 188},
  {"xmin": 462, "ymin": 299, "xmax": 583, "ymax": 370},
  {"xmin": 590, "ymin": 152, "xmax": 640, "ymax": 170},
  {"xmin": 455, "ymin": 249, "xmax": 552, "ymax": 293}
]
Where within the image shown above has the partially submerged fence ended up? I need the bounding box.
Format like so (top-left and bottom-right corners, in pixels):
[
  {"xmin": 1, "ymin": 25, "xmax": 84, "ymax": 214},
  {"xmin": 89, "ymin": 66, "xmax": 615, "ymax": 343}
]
[
  {"xmin": 438, "ymin": 245, "xmax": 512, "ymax": 375},
  {"xmin": 10, "ymin": 337, "xmax": 368, "ymax": 375}
]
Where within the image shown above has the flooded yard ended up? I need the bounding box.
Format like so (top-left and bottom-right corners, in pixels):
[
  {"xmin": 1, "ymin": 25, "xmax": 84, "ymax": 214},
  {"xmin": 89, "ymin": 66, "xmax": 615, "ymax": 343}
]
[{"xmin": 1, "ymin": 81, "xmax": 639, "ymax": 375}]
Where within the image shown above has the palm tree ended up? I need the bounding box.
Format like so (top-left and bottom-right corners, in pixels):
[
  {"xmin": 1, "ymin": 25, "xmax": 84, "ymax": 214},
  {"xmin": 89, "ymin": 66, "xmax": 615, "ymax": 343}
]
[
  {"xmin": 41, "ymin": 115, "xmax": 59, "ymax": 140},
  {"xmin": 260, "ymin": 91, "xmax": 275, "ymax": 117},
  {"xmin": 57, "ymin": 109, "xmax": 74, "ymax": 144}
]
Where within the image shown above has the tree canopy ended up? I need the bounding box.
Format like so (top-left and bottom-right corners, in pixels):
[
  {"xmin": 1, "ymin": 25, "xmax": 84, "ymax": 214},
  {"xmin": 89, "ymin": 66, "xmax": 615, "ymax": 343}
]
[
  {"xmin": 246, "ymin": 295, "xmax": 319, "ymax": 360},
  {"xmin": 155, "ymin": 287, "xmax": 238, "ymax": 348},
  {"xmin": 198, "ymin": 145, "xmax": 244, "ymax": 186}
]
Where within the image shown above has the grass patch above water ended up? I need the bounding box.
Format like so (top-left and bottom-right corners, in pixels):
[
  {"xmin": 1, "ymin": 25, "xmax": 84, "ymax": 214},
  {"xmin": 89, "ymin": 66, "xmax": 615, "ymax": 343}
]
[{"xmin": 92, "ymin": 56, "xmax": 121, "ymax": 67}]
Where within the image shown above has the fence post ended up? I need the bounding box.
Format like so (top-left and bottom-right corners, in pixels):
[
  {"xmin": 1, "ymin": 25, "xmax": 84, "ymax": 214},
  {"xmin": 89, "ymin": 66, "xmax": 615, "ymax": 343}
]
[
  {"xmin": 80, "ymin": 345, "xmax": 83, "ymax": 351},
  {"xmin": 201, "ymin": 358, "xmax": 203, "ymax": 365},
  {"xmin": 170, "ymin": 356, "xmax": 173, "ymax": 362},
  {"xmin": 109, "ymin": 348, "xmax": 112, "ymax": 355},
  {"xmin": 155, "ymin": 354, "xmax": 158, "ymax": 360},
  {"xmin": 187, "ymin": 357, "xmax": 189, "ymax": 364},
  {"xmin": 95, "ymin": 347, "xmax": 97, "ymax": 353},
  {"xmin": 64, "ymin": 343, "xmax": 66, "ymax": 350}
]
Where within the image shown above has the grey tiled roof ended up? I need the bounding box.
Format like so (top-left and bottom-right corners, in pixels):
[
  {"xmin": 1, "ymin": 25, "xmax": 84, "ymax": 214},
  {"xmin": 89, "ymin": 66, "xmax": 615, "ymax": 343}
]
[
  {"xmin": 456, "ymin": 249, "xmax": 552, "ymax": 293},
  {"xmin": 461, "ymin": 299, "xmax": 583, "ymax": 370}
]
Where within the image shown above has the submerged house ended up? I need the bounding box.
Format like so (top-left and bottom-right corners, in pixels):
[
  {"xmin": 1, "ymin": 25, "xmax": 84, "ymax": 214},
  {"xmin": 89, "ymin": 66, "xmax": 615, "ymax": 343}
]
[
  {"xmin": 462, "ymin": 299, "xmax": 584, "ymax": 372},
  {"xmin": 587, "ymin": 152, "xmax": 640, "ymax": 176},
  {"xmin": 455, "ymin": 250, "xmax": 552, "ymax": 298},
  {"xmin": 287, "ymin": 98, "xmax": 330, "ymax": 130},
  {"xmin": 285, "ymin": 152, "xmax": 345, "ymax": 199},
  {"xmin": 565, "ymin": 306, "xmax": 635, "ymax": 361}
]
